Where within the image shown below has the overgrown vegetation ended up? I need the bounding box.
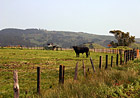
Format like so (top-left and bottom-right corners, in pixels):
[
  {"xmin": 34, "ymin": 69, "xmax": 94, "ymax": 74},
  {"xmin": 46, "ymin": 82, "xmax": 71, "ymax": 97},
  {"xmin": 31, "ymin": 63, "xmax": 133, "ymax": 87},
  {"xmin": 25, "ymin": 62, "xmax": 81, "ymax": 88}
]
[
  {"xmin": 110, "ymin": 30, "xmax": 135, "ymax": 48},
  {"xmin": 0, "ymin": 48, "xmax": 140, "ymax": 97}
]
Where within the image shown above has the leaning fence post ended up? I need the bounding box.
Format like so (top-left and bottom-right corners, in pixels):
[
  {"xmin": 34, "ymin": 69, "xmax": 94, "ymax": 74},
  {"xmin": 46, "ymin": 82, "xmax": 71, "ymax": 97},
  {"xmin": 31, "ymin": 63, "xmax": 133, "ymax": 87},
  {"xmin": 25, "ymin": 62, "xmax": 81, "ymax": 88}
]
[
  {"xmin": 37, "ymin": 67, "xmax": 41, "ymax": 94},
  {"xmin": 90, "ymin": 57, "xmax": 95, "ymax": 72},
  {"xmin": 99, "ymin": 56, "xmax": 102, "ymax": 69},
  {"xmin": 105, "ymin": 55, "xmax": 108, "ymax": 69},
  {"xmin": 111, "ymin": 56, "xmax": 113, "ymax": 67},
  {"xmin": 13, "ymin": 70, "xmax": 19, "ymax": 98},
  {"xmin": 74, "ymin": 62, "xmax": 78, "ymax": 80}
]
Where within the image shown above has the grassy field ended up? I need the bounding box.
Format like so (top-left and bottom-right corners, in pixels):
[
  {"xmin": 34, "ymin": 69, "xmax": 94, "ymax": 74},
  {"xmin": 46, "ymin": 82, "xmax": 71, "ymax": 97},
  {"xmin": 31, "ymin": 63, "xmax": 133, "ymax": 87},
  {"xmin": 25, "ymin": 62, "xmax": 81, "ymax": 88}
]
[{"xmin": 0, "ymin": 48, "xmax": 140, "ymax": 97}]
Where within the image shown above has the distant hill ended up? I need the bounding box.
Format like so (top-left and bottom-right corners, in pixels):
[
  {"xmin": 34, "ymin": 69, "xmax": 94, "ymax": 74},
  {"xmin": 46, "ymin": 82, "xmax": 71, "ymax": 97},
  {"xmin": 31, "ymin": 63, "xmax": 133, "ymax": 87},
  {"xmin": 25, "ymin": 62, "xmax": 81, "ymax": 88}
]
[
  {"xmin": 84, "ymin": 43, "xmax": 105, "ymax": 49},
  {"xmin": 136, "ymin": 38, "xmax": 140, "ymax": 43},
  {"xmin": 130, "ymin": 43, "xmax": 140, "ymax": 49},
  {"xmin": 0, "ymin": 28, "xmax": 139, "ymax": 48}
]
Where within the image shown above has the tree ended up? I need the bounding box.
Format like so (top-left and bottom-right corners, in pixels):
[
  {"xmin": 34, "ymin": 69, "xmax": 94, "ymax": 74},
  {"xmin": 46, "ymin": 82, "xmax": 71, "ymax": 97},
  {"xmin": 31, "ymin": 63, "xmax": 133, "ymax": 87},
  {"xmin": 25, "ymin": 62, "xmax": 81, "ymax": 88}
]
[{"xmin": 109, "ymin": 30, "xmax": 135, "ymax": 48}]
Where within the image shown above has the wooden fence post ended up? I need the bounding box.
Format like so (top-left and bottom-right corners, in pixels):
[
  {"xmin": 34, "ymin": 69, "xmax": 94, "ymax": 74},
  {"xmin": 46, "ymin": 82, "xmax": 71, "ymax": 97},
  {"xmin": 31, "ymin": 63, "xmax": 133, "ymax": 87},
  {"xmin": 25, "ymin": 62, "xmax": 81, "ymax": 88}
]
[
  {"xmin": 105, "ymin": 55, "xmax": 108, "ymax": 69},
  {"xmin": 90, "ymin": 57, "xmax": 95, "ymax": 72},
  {"xmin": 127, "ymin": 50, "xmax": 129, "ymax": 61},
  {"xmin": 120, "ymin": 49, "xmax": 122, "ymax": 65},
  {"xmin": 62, "ymin": 66, "xmax": 65, "ymax": 84},
  {"xmin": 130, "ymin": 50, "xmax": 132, "ymax": 60},
  {"xmin": 111, "ymin": 56, "xmax": 113, "ymax": 67},
  {"xmin": 13, "ymin": 70, "xmax": 19, "ymax": 98},
  {"xmin": 126, "ymin": 50, "xmax": 128, "ymax": 63},
  {"xmin": 124, "ymin": 50, "xmax": 126, "ymax": 64},
  {"xmin": 37, "ymin": 67, "xmax": 41, "ymax": 94},
  {"xmin": 74, "ymin": 62, "xmax": 78, "ymax": 80},
  {"xmin": 116, "ymin": 54, "xmax": 119, "ymax": 66},
  {"xmin": 99, "ymin": 56, "xmax": 102, "ymax": 69},
  {"xmin": 129, "ymin": 50, "xmax": 131, "ymax": 60},
  {"xmin": 82, "ymin": 60, "xmax": 86, "ymax": 76},
  {"xmin": 128, "ymin": 50, "xmax": 130, "ymax": 61},
  {"xmin": 132, "ymin": 50, "xmax": 134, "ymax": 60},
  {"xmin": 59, "ymin": 65, "xmax": 63, "ymax": 84}
]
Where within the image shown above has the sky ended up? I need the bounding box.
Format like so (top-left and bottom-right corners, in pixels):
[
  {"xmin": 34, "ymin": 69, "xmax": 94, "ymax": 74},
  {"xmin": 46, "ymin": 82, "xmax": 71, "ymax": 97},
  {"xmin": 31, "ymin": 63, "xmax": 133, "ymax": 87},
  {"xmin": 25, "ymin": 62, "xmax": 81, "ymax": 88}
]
[{"xmin": 0, "ymin": 0, "xmax": 140, "ymax": 38}]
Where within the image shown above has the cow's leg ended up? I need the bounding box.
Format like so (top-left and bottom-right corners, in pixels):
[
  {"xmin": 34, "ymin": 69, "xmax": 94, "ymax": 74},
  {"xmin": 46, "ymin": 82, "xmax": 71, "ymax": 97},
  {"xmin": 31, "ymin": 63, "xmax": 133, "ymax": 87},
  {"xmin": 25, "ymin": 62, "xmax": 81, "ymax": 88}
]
[
  {"xmin": 78, "ymin": 53, "xmax": 79, "ymax": 57},
  {"xmin": 86, "ymin": 52, "xmax": 88, "ymax": 57},
  {"xmin": 82, "ymin": 53, "xmax": 84, "ymax": 57},
  {"xmin": 76, "ymin": 53, "xmax": 79, "ymax": 57}
]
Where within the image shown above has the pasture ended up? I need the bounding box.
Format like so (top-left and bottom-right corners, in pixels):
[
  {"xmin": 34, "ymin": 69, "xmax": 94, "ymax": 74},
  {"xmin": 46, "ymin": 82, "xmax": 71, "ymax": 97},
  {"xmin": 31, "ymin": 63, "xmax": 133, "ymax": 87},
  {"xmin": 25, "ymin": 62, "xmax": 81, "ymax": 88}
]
[{"xmin": 0, "ymin": 48, "xmax": 140, "ymax": 97}]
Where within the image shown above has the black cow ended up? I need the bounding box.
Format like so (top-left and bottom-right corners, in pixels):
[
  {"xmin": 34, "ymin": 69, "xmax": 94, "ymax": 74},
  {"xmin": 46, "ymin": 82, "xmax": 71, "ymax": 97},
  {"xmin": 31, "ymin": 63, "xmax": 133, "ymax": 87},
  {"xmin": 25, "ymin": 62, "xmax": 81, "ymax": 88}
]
[{"xmin": 72, "ymin": 46, "xmax": 90, "ymax": 57}]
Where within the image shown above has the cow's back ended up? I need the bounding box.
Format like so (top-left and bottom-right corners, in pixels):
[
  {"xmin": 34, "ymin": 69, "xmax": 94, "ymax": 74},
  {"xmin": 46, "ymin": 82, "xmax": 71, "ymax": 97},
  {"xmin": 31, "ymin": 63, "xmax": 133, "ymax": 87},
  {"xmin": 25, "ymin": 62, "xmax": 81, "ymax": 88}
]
[{"xmin": 73, "ymin": 46, "xmax": 89, "ymax": 53}]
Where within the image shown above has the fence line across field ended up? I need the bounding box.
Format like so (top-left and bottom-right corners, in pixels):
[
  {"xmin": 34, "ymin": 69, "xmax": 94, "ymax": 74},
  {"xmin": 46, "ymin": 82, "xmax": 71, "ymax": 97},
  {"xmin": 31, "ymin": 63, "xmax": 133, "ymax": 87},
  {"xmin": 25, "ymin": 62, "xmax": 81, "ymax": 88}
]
[
  {"xmin": 2, "ymin": 46, "xmax": 139, "ymax": 55},
  {"xmin": 13, "ymin": 49, "xmax": 139, "ymax": 96}
]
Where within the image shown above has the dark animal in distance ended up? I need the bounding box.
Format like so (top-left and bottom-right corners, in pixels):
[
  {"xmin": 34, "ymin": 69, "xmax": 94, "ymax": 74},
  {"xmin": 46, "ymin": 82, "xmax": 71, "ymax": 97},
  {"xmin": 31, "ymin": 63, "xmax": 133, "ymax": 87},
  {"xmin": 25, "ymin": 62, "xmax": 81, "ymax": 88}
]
[
  {"xmin": 72, "ymin": 46, "xmax": 90, "ymax": 57},
  {"xmin": 44, "ymin": 43, "xmax": 56, "ymax": 50}
]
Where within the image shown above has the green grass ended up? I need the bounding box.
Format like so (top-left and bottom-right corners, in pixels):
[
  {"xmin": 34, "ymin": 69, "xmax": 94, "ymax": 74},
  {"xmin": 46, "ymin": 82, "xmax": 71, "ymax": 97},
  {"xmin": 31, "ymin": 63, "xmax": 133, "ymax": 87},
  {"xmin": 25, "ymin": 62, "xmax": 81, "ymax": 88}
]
[{"xmin": 0, "ymin": 48, "xmax": 140, "ymax": 97}]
